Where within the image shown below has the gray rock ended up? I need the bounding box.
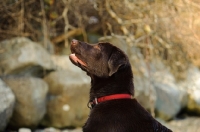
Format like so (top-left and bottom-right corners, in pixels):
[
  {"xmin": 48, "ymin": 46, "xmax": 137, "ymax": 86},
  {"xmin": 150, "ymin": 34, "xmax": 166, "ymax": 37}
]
[
  {"xmin": 18, "ymin": 128, "xmax": 32, "ymax": 132},
  {"xmin": 44, "ymin": 70, "xmax": 89, "ymax": 96},
  {"xmin": 42, "ymin": 55, "xmax": 90, "ymax": 128},
  {"xmin": 51, "ymin": 55, "xmax": 85, "ymax": 73},
  {"xmin": 37, "ymin": 127, "xmax": 60, "ymax": 132},
  {"xmin": 167, "ymin": 117, "xmax": 200, "ymax": 132},
  {"xmin": 3, "ymin": 77, "xmax": 48, "ymax": 128},
  {"xmin": 0, "ymin": 79, "xmax": 15, "ymax": 131},
  {"xmin": 67, "ymin": 128, "xmax": 82, "ymax": 132},
  {"xmin": 129, "ymin": 44, "xmax": 157, "ymax": 114},
  {"xmin": 0, "ymin": 37, "xmax": 55, "ymax": 77},
  {"xmin": 153, "ymin": 79, "xmax": 181, "ymax": 120},
  {"xmin": 129, "ymin": 49, "xmax": 156, "ymax": 113},
  {"xmin": 134, "ymin": 75, "xmax": 156, "ymax": 113},
  {"xmin": 49, "ymin": 55, "xmax": 90, "ymax": 95},
  {"xmin": 150, "ymin": 60, "xmax": 187, "ymax": 120},
  {"xmin": 178, "ymin": 66, "xmax": 200, "ymax": 115},
  {"xmin": 35, "ymin": 127, "xmax": 82, "ymax": 132},
  {"xmin": 39, "ymin": 38, "xmax": 55, "ymax": 55}
]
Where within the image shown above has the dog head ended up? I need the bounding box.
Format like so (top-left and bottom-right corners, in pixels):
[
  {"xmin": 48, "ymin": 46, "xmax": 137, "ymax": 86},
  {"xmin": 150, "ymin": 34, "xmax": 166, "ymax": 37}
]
[{"xmin": 69, "ymin": 39, "xmax": 129, "ymax": 77}]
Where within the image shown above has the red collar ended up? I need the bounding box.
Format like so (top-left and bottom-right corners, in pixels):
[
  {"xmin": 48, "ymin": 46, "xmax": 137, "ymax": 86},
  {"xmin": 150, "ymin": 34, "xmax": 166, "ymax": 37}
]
[{"xmin": 88, "ymin": 94, "xmax": 132, "ymax": 109}]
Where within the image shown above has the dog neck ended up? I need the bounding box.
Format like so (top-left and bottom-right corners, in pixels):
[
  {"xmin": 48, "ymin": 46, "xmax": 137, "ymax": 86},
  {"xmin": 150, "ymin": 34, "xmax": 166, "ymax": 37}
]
[{"xmin": 89, "ymin": 65, "xmax": 134, "ymax": 102}]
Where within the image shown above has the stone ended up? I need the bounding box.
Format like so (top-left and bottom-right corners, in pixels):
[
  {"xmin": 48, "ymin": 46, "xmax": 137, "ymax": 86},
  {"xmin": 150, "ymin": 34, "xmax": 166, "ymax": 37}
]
[
  {"xmin": 2, "ymin": 77, "xmax": 48, "ymax": 128},
  {"xmin": 67, "ymin": 128, "xmax": 82, "ymax": 132},
  {"xmin": 134, "ymin": 75, "xmax": 156, "ymax": 114},
  {"xmin": 178, "ymin": 66, "xmax": 200, "ymax": 115},
  {"xmin": 0, "ymin": 79, "xmax": 15, "ymax": 131},
  {"xmin": 129, "ymin": 50, "xmax": 157, "ymax": 113},
  {"xmin": 42, "ymin": 55, "xmax": 90, "ymax": 128},
  {"xmin": 44, "ymin": 70, "xmax": 89, "ymax": 96},
  {"xmin": 150, "ymin": 60, "xmax": 187, "ymax": 120},
  {"xmin": 41, "ymin": 127, "xmax": 60, "ymax": 132},
  {"xmin": 39, "ymin": 38, "xmax": 55, "ymax": 55},
  {"xmin": 18, "ymin": 128, "xmax": 32, "ymax": 132},
  {"xmin": 45, "ymin": 55, "xmax": 90, "ymax": 96},
  {"xmin": 51, "ymin": 55, "xmax": 85, "ymax": 73},
  {"xmin": 35, "ymin": 127, "xmax": 83, "ymax": 132},
  {"xmin": 42, "ymin": 90, "xmax": 89, "ymax": 128},
  {"xmin": 167, "ymin": 117, "xmax": 200, "ymax": 132},
  {"xmin": 153, "ymin": 79, "xmax": 182, "ymax": 120},
  {"xmin": 0, "ymin": 37, "xmax": 55, "ymax": 77}
]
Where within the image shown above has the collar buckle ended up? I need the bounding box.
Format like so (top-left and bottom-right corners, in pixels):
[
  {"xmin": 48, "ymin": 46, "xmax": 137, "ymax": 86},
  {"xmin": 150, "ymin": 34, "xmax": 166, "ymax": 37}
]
[{"xmin": 94, "ymin": 98, "xmax": 98, "ymax": 104}]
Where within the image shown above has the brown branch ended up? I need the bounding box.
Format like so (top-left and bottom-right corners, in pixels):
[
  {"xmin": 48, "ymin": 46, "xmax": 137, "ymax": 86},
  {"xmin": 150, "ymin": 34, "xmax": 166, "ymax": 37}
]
[
  {"xmin": 19, "ymin": 0, "xmax": 24, "ymax": 36},
  {"xmin": 62, "ymin": 0, "xmax": 71, "ymax": 47},
  {"xmin": 51, "ymin": 28, "xmax": 82, "ymax": 44},
  {"xmin": 0, "ymin": 29, "xmax": 30, "ymax": 36},
  {"xmin": 105, "ymin": 0, "xmax": 128, "ymax": 35},
  {"xmin": 105, "ymin": 0, "xmax": 135, "ymax": 46},
  {"xmin": 40, "ymin": 0, "xmax": 49, "ymax": 49}
]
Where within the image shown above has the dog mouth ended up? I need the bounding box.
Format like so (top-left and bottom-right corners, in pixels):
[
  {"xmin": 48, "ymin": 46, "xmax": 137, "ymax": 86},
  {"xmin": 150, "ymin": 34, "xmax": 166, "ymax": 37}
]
[{"xmin": 69, "ymin": 53, "xmax": 87, "ymax": 67}]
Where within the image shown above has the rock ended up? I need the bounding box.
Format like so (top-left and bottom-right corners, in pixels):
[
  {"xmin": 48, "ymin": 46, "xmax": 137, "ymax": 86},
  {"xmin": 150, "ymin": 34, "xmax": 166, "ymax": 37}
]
[
  {"xmin": 0, "ymin": 37, "xmax": 55, "ymax": 77},
  {"xmin": 129, "ymin": 48, "xmax": 156, "ymax": 113},
  {"xmin": 153, "ymin": 79, "xmax": 181, "ymax": 120},
  {"xmin": 134, "ymin": 75, "xmax": 156, "ymax": 113},
  {"xmin": 42, "ymin": 55, "xmax": 90, "ymax": 128},
  {"xmin": 150, "ymin": 60, "xmax": 187, "ymax": 120},
  {"xmin": 39, "ymin": 38, "xmax": 55, "ymax": 55},
  {"xmin": 178, "ymin": 66, "xmax": 200, "ymax": 115},
  {"xmin": 39, "ymin": 127, "xmax": 60, "ymax": 132},
  {"xmin": 35, "ymin": 127, "xmax": 82, "ymax": 132},
  {"xmin": 44, "ymin": 70, "xmax": 89, "ymax": 96},
  {"xmin": 66, "ymin": 128, "xmax": 82, "ymax": 132},
  {"xmin": 129, "ymin": 43, "xmax": 157, "ymax": 113},
  {"xmin": 51, "ymin": 55, "xmax": 84, "ymax": 73},
  {"xmin": 167, "ymin": 117, "xmax": 200, "ymax": 132},
  {"xmin": 42, "ymin": 89, "xmax": 89, "ymax": 128},
  {"xmin": 49, "ymin": 55, "xmax": 90, "ymax": 95},
  {"xmin": 18, "ymin": 128, "xmax": 32, "ymax": 132},
  {"xmin": 2, "ymin": 77, "xmax": 48, "ymax": 128},
  {"xmin": 0, "ymin": 79, "xmax": 15, "ymax": 131}
]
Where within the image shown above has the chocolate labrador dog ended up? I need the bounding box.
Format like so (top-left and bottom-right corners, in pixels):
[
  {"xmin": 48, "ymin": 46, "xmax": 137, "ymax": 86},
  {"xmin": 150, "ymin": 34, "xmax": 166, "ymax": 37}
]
[{"xmin": 69, "ymin": 39, "xmax": 172, "ymax": 132}]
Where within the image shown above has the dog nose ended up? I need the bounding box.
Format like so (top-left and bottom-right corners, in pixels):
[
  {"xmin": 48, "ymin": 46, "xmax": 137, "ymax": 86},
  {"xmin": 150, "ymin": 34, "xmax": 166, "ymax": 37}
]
[{"xmin": 71, "ymin": 39, "xmax": 78, "ymax": 45}]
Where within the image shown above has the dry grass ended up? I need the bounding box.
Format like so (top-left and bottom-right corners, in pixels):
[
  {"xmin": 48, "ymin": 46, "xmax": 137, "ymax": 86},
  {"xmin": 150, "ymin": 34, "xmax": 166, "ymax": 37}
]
[
  {"xmin": 96, "ymin": 0, "xmax": 200, "ymax": 79},
  {"xmin": 1, "ymin": 0, "xmax": 200, "ymax": 79}
]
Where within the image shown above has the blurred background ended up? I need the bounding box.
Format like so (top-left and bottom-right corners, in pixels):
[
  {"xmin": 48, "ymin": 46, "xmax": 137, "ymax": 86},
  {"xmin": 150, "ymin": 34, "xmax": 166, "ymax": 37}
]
[{"xmin": 0, "ymin": 0, "xmax": 200, "ymax": 132}]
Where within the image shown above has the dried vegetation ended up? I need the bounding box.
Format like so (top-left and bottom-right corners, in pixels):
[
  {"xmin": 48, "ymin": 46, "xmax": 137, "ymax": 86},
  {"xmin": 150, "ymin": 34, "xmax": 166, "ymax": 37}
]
[{"xmin": 0, "ymin": 0, "xmax": 200, "ymax": 79}]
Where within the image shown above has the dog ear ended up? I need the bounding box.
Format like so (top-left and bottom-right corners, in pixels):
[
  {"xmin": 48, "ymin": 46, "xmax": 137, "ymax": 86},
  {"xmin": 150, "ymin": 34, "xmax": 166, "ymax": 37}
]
[{"xmin": 108, "ymin": 48, "xmax": 127, "ymax": 76}]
